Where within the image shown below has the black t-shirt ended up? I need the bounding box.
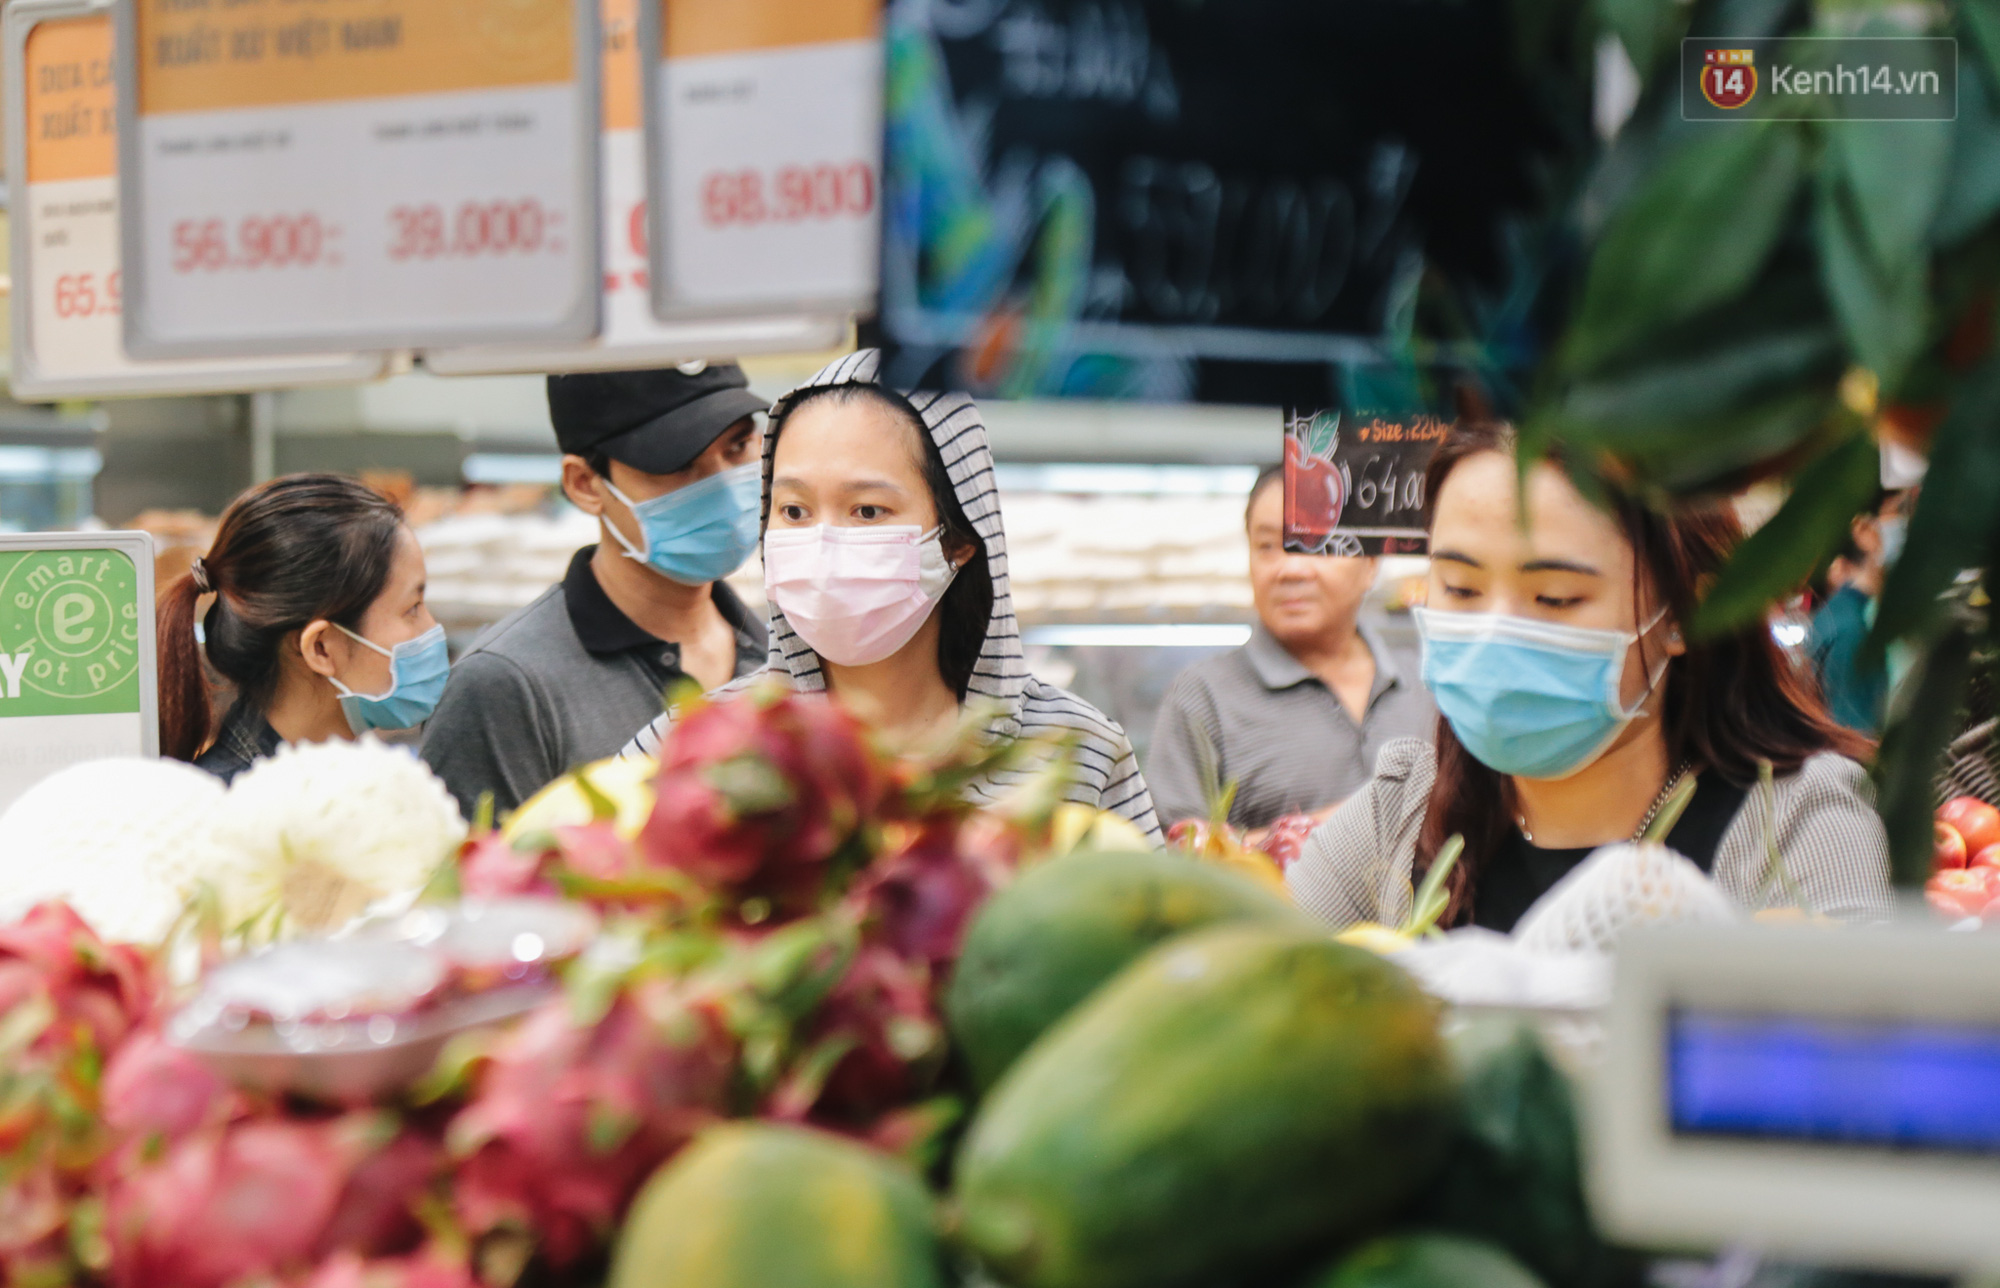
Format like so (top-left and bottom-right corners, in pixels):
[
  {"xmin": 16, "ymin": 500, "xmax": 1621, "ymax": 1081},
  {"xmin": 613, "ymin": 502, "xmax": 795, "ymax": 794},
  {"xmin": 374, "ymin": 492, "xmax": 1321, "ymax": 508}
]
[{"xmin": 1471, "ymin": 770, "xmax": 1751, "ymax": 934}]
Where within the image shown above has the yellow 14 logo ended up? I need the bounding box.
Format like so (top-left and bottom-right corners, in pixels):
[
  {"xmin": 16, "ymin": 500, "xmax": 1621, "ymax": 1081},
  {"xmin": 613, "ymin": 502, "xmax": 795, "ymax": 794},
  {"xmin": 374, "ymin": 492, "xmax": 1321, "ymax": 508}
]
[{"xmin": 1701, "ymin": 50, "xmax": 1759, "ymax": 108}]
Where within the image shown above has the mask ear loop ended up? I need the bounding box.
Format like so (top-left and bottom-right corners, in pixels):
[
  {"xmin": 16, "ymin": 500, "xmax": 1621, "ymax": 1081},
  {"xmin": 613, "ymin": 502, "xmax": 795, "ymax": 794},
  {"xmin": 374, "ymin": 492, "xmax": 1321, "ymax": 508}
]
[
  {"xmin": 1617, "ymin": 606, "xmax": 1677, "ymax": 719},
  {"xmin": 597, "ymin": 481, "xmax": 654, "ymax": 564},
  {"xmin": 328, "ymin": 623, "xmax": 398, "ymax": 702}
]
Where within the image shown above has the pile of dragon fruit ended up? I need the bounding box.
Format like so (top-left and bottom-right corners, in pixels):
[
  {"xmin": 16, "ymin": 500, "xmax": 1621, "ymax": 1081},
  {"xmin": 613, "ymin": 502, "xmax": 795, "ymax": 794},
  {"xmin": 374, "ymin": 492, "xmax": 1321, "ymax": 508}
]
[{"xmin": 0, "ymin": 688, "xmax": 1183, "ymax": 1288}]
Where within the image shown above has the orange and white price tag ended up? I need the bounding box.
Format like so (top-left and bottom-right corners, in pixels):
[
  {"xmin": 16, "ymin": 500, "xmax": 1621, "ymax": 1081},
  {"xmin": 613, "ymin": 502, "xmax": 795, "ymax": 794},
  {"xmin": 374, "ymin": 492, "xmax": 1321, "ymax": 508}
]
[
  {"xmin": 641, "ymin": 0, "xmax": 881, "ymax": 319},
  {"xmin": 115, "ymin": 0, "xmax": 602, "ymax": 359},
  {"xmin": 424, "ymin": 0, "xmax": 847, "ymax": 376},
  {"xmin": 3, "ymin": 1, "xmax": 383, "ymax": 399}
]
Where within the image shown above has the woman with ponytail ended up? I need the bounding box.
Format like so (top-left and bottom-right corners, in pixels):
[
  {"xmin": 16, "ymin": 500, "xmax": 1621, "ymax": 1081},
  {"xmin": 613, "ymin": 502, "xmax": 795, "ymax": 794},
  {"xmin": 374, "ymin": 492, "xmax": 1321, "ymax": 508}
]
[{"xmin": 158, "ymin": 474, "xmax": 447, "ymax": 782}]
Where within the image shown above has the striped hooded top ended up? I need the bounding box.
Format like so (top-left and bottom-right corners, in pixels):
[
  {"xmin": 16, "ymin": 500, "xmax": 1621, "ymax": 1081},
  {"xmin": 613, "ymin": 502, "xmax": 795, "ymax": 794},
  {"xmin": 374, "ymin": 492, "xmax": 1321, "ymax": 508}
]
[{"xmin": 623, "ymin": 349, "xmax": 1162, "ymax": 842}]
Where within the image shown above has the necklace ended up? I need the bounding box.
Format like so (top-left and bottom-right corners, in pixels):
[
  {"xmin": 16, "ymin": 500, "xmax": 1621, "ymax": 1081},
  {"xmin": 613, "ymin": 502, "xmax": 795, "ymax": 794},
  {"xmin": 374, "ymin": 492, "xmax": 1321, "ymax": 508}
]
[{"xmin": 1516, "ymin": 759, "xmax": 1695, "ymax": 846}]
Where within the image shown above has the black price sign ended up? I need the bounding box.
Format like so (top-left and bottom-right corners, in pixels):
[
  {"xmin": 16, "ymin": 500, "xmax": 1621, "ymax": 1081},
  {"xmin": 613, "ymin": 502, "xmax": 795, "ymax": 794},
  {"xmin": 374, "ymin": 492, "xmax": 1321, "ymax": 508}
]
[
  {"xmin": 875, "ymin": 0, "xmax": 1585, "ymax": 404},
  {"xmin": 1284, "ymin": 410, "xmax": 1447, "ymax": 556}
]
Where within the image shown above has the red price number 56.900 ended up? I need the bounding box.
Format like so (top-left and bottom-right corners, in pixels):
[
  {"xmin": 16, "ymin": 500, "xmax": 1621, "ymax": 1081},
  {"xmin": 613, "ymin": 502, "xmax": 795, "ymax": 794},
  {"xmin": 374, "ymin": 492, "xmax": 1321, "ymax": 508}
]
[
  {"xmin": 173, "ymin": 216, "xmax": 332, "ymax": 272},
  {"xmin": 53, "ymin": 271, "xmax": 121, "ymax": 319},
  {"xmin": 702, "ymin": 162, "xmax": 874, "ymax": 229}
]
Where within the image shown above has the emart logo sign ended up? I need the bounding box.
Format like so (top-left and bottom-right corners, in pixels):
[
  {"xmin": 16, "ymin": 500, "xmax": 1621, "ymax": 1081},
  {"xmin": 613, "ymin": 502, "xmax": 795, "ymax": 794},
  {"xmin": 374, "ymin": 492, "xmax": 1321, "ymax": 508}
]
[{"xmin": 1701, "ymin": 49, "xmax": 1758, "ymax": 109}]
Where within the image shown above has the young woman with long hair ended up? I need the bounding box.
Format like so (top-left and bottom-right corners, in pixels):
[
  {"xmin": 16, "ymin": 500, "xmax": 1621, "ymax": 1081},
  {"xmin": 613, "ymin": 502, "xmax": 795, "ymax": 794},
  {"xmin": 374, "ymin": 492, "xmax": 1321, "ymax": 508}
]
[
  {"xmin": 623, "ymin": 349, "xmax": 1162, "ymax": 841},
  {"xmin": 157, "ymin": 474, "xmax": 446, "ymax": 783},
  {"xmin": 1287, "ymin": 422, "xmax": 1891, "ymax": 930}
]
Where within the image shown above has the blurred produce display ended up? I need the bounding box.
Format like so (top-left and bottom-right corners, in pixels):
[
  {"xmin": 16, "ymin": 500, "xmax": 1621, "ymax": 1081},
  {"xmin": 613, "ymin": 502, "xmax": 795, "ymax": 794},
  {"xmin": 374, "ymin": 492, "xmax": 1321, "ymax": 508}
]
[{"xmin": 0, "ymin": 681, "xmax": 1652, "ymax": 1288}]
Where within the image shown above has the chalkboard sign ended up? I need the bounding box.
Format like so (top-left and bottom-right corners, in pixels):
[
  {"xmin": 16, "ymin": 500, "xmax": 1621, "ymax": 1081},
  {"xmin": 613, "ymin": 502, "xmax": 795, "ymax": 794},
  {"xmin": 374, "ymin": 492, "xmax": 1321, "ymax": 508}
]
[
  {"xmin": 1284, "ymin": 410, "xmax": 1446, "ymax": 556},
  {"xmin": 875, "ymin": 0, "xmax": 1584, "ymax": 404}
]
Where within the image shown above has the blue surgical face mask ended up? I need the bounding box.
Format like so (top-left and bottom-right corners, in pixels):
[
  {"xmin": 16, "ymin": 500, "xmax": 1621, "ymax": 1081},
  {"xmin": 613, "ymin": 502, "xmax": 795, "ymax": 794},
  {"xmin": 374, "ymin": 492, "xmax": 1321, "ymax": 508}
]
[
  {"xmin": 602, "ymin": 462, "xmax": 762, "ymax": 585},
  {"xmin": 1414, "ymin": 606, "xmax": 1670, "ymax": 780},
  {"xmin": 330, "ymin": 623, "xmax": 450, "ymax": 734}
]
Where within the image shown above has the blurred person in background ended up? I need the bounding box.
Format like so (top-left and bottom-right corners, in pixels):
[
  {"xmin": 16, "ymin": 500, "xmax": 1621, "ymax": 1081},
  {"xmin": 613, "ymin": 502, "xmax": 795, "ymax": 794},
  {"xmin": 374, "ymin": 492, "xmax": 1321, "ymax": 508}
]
[
  {"xmin": 1288, "ymin": 423, "xmax": 1889, "ymax": 934},
  {"xmin": 1807, "ymin": 487, "xmax": 1908, "ymax": 736},
  {"xmin": 157, "ymin": 475, "xmax": 443, "ymax": 784},
  {"xmin": 1145, "ymin": 465, "xmax": 1434, "ymax": 836},
  {"xmin": 624, "ymin": 349, "xmax": 1162, "ymax": 840},
  {"xmin": 421, "ymin": 364, "xmax": 769, "ymax": 818}
]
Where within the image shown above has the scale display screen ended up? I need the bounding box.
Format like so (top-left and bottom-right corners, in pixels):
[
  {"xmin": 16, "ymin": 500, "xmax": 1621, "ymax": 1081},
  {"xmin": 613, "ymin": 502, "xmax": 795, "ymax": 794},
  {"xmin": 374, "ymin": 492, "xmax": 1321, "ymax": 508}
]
[{"xmin": 1669, "ymin": 1010, "xmax": 2000, "ymax": 1153}]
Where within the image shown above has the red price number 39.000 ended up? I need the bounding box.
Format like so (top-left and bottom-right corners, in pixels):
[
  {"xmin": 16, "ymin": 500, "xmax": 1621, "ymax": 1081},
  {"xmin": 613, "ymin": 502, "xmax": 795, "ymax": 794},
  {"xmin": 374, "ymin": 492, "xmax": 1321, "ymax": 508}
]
[
  {"xmin": 173, "ymin": 216, "xmax": 333, "ymax": 272},
  {"xmin": 388, "ymin": 200, "xmax": 560, "ymax": 261},
  {"xmin": 52, "ymin": 271, "xmax": 121, "ymax": 319},
  {"xmin": 702, "ymin": 162, "xmax": 874, "ymax": 229}
]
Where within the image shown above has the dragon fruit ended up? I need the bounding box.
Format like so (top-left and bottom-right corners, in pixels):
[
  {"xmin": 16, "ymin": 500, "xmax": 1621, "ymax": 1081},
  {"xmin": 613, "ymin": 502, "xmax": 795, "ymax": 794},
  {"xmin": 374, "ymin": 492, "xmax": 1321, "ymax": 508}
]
[
  {"xmin": 106, "ymin": 1113, "xmax": 442, "ymax": 1288},
  {"xmin": 457, "ymin": 831, "xmax": 558, "ymax": 902},
  {"xmin": 447, "ymin": 979, "xmax": 735, "ymax": 1267},
  {"xmin": 1256, "ymin": 813, "xmax": 1323, "ymax": 871},
  {"xmin": 294, "ymin": 1247, "xmax": 478, "ymax": 1288},
  {"xmin": 848, "ymin": 818, "xmax": 1010, "ymax": 971},
  {"xmin": 771, "ymin": 943, "xmax": 945, "ymax": 1127},
  {"xmin": 0, "ymin": 901, "xmax": 153, "ymax": 1058},
  {"xmin": 101, "ymin": 1030, "xmax": 239, "ymax": 1145},
  {"xmin": 643, "ymin": 689, "xmax": 885, "ymax": 913},
  {"xmin": 0, "ymin": 903, "xmax": 163, "ymax": 1285}
]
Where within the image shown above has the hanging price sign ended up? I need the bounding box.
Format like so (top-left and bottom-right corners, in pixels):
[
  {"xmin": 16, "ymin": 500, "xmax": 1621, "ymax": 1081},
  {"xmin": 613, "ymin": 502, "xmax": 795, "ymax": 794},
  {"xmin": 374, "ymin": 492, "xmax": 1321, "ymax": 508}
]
[
  {"xmin": 114, "ymin": 0, "xmax": 602, "ymax": 359},
  {"xmin": 639, "ymin": 0, "xmax": 881, "ymax": 320},
  {"xmin": 4, "ymin": 1, "xmax": 384, "ymax": 399},
  {"xmin": 425, "ymin": 0, "xmax": 847, "ymax": 376}
]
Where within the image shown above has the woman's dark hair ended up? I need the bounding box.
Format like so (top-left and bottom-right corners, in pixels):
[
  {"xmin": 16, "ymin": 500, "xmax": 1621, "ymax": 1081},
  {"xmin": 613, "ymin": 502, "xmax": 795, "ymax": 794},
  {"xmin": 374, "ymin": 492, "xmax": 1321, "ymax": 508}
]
[
  {"xmin": 1412, "ymin": 423, "xmax": 1872, "ymax": 926},
  {"xmin": 771, "ymin": 384, "xmax": 993, "ymax": 697},
  {"xmin": 157, "ymin": 474, "xmax": 405, "ymax": 762}
]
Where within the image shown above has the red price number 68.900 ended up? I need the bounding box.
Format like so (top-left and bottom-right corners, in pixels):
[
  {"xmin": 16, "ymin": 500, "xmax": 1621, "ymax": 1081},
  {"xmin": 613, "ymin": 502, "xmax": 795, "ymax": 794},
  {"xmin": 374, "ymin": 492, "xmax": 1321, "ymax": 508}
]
[{"xmin": 702, "ymin": 162, "xmax": 875, "ymax": 229}]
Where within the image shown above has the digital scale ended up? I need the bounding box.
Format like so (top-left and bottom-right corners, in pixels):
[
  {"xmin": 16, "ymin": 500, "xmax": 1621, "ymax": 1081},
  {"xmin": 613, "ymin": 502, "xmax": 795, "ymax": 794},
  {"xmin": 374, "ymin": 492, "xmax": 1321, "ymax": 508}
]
[{"xmin": 1590, "ymin": 921, "xmax": 2000, "ymax": 1276}]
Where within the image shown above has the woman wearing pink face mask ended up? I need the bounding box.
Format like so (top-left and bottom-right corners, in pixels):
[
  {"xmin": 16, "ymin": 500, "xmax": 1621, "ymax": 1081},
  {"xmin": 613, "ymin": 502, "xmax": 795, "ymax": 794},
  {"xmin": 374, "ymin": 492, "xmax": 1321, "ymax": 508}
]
[{"xmin": 623, "ymin": 350, "xmax": 1162, "ymax": 841}]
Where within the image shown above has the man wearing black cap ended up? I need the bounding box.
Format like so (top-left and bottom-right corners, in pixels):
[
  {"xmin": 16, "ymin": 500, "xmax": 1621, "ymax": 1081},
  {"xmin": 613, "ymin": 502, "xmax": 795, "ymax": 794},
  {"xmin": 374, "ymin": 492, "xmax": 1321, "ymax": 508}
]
[{"xmin": 420, "ymin": 363, "xmax": 770, "ymax": 817}]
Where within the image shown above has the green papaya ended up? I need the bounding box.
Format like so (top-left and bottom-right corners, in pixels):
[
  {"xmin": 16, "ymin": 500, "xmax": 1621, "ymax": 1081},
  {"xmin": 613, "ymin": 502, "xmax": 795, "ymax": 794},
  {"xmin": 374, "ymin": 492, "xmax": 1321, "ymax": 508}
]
[
  {"xmin": 1306, "ymin": 1233, "xmax": 1549, "ymax": 1288},
  {"xmin": 609, "ymin": 1122, "xmax": 948, "ymax": 1288},
  {"xmin": 946, "ymin": 848, "xmax": 1302, "ymax": 1092},
  {"xmin": 1409, "ymin": 1019, "xmax": 1643, "ymax": 1288},
  {"xmin": 952, "ymin": 925, "xmax": 1455, "ymax": 1288}
]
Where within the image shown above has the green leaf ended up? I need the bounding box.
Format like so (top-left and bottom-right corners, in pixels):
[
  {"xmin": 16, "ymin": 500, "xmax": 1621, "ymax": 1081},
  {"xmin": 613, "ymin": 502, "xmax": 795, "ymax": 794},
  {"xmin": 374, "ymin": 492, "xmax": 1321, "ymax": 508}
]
[
  {"xmin": 1828, "ymin": 117, "xmax": 1954, "ymax": 276},
  {"xmin": 1933, "ymin": 62, "xmax": 2000, "ymax": 246},
  {"xmin": 1691, "ymin": 431, "xmax": 1882, "ymax": 637},
  {"xmin": 1872, "ymin": 357, "xmax": 2000, "ymax": 646},
  {"xmin": 1875, "ymin": 624, "xmax": 1974, "ymax": 887},
  {"xmin": 1306, "ymin": 410, "xmax": 1341, "ymax": 459},
  {"xmin": 1564, "ymin": 122, "xmax": 1806, "ymax": 375},
  {"xmin": 1560, "ymin": 326, "xmax": 1841, "ymax": 426},
  {"xmin": 1962, "ymin": 0, "xmax": 2000, "ymax": 100},
  {"xmin": 1815, "ymin": 169, "xmax": 1930, "ymax": 391},
  {"xmin": 1598, "ymin": 0, "xmax": 1680, "ymax": 81},
  {"xmin": 1560, "ymin": 387, "xmax": 1837, "ymax": 497}
]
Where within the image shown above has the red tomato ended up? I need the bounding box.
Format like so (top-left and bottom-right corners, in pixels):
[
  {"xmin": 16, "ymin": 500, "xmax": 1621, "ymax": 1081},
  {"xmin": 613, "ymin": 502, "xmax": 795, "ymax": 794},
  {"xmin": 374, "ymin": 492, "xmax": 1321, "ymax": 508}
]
[
  {"xmin": 1927, "ymin": 868, "xmax": 2000, "ymax": 919},
  {"xmin": 1941, "ymin": 796, "xmax": 2000, "ymax": 854},
  {"xmin": 1936, "ymin": 820, "xmax": 1969, "ymax": 871}
]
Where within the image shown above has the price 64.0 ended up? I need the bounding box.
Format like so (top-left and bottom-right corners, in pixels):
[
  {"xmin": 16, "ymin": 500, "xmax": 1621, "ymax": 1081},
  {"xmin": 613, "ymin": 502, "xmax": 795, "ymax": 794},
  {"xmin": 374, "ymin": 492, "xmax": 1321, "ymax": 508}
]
[{"xmin": 53, "ymin": 271, "xmax": 121, "ymax": 319}]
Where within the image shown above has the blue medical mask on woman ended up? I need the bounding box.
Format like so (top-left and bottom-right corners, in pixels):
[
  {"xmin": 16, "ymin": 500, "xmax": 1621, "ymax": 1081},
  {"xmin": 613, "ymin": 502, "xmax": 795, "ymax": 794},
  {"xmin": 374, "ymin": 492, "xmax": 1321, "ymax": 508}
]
[
  {"xmin": 329, "ymin": 623, "xmax": 450, "ymax": 734},
  {"xmin": 1413, "ymin": 606, "xmax": 1671, "ymax": 780},
  {"xmin": 602, "ymin": 462, "xmax": 762, "ymax": 585}
]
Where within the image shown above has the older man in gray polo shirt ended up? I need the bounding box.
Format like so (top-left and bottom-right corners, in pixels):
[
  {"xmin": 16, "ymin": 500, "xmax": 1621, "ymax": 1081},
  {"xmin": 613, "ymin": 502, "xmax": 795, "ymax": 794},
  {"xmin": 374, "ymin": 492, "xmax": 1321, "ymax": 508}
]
[{"xmin": 1147, "ymin": 465, "xmax": 1435, "ymax": 833}]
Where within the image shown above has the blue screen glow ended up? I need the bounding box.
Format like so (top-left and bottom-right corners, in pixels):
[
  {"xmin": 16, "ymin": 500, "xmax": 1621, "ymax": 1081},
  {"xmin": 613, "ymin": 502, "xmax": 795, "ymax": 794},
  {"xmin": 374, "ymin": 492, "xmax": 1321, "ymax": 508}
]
[{"xmin": 1669, "ymin": 1011, "xmax": 2000, "ymax": 1152}]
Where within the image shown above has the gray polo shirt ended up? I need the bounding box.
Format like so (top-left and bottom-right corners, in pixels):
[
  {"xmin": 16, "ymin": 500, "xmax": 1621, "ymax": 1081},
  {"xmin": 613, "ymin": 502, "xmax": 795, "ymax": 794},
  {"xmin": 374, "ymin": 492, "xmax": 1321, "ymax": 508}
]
[
  {"xmin": 420, "ymin": 547, "xmax": 765, "ymax": 819},
  {"xmin": 1145, "ymin": 618, "xmax": 1436, "ymax": 830}
]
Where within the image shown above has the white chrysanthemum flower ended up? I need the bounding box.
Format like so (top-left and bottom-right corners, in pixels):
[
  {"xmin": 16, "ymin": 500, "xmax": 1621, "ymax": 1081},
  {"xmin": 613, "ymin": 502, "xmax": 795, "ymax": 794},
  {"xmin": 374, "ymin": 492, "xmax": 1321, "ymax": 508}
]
[
  {"xmin": 0, "ymin": 757, "xmax": 234, "ymax": 945},
  {"xmin": 211, "ymin": 737, "xmax": 466, "ymax": 936}
]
